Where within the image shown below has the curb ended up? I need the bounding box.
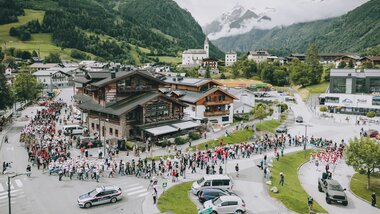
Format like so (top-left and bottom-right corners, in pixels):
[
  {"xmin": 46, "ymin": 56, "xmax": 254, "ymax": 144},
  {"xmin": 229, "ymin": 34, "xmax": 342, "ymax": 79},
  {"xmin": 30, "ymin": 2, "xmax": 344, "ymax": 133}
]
[{"xmin": 348, "ymin": 173, "xmax": 380, "ymax": 209}]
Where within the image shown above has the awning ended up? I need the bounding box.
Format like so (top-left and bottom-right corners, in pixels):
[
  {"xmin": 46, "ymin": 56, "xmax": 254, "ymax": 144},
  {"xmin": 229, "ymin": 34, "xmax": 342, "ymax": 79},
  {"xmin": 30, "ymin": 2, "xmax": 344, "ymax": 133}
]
[
  {"xmin": 145, "ymin": 126, "xmax": 178, "ymax": 136},
  {"xmin": 172, "ymin": 121, "xmax": 200, "ymax": 130}
]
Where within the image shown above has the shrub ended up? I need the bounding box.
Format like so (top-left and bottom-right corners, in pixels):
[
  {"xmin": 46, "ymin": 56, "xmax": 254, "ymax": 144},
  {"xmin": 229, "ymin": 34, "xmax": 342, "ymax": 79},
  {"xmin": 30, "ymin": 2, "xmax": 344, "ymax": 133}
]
[
  {"xmin": 276, "ymin": 103, "xmax": 288, "ymax": 113},
  {"xmin": 319, "ymin": 106, "xmax": 328, "ymax": 112},
  {"xmin": 367, "ymin": 111, "xmax": 376, "ymax": 118},
  {"xmin": 188, "ymin": 132, "xmax": 200, "ymax": 141},
  {"xmin": 175, "ymin": 137, "xmax": 187, "ymax": 145}
]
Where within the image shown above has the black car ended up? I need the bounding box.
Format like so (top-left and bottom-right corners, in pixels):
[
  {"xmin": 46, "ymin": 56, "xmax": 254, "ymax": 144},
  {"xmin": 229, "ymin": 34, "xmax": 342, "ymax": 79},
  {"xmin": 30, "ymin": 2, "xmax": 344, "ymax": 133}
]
[
  {"xmin": 198, "ymin": 188, "xmax": 237, "ymax": 204},
  {"xmin": 276, "ymin": 124, "xmax": 288, "ymax": 133},
  {"xmin": 77, "ymin": 137, "xmax": 102, "ymax": 149}
]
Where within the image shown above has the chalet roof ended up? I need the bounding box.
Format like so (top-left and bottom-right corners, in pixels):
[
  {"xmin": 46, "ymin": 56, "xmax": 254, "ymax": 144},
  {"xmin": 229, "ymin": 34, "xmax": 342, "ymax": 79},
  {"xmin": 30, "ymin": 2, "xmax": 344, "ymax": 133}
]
[
  {"xmin": 330, "ymin": 69, "xmax": 380, "ymax": 77},
  {"xmin": 74, "ymin": 76, "xmax": 91, "ymax": 84},
  {"xmin": 163, "ymin": 77, "xmax": 220, "ymax": 87},
  {"xmin": 173, "ymin": 87, "xmax": 237, "ymax": 104},
  {"xmin": 33, "ymin": 69, "xmax": 70, "ymax": 76},
  {"xmin": 29, "ymin": 63, "xmax": 59, "ymax": 69},
  {"xmin": 78, "ymin": 91, "xmax": 186, "ymax": 116},
  {"xmin": 364, "ymin": 56, "xmax": 380, "ymax": 61},
  {"xmin": 88, "ymin": 71, "xmax": 111, "ymax": 79},
  {"xmin": 91, "ymin": 70, "xmax": 164, "ymax": 88},
  {"xmin": 249, "ymin": 51, "xmax": 270, "ymax": 56}
]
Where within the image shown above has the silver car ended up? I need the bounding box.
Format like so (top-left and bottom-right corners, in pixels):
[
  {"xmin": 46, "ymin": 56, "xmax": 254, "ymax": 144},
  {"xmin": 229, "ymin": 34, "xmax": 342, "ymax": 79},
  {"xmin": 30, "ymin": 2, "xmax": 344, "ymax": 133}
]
[
  {"xmin": 78, "ymin": 185, "xmax": 122, "ymax": 208},
  {"xmin": 203, "ymin": 195, "xmax": 246, "ymax": 214}
]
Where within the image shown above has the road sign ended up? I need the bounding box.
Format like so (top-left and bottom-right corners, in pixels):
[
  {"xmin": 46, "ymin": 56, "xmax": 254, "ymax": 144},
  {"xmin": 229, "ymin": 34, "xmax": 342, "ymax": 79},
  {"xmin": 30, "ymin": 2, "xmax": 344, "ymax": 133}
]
[{"xmin": 162, "ymin": 182, "xmax": 167, "ymax": 188}]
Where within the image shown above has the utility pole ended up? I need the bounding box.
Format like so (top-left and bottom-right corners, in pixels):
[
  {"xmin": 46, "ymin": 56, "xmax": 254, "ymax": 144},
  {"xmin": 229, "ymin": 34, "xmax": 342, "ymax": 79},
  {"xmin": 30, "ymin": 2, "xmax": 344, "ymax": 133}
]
[{"xmin": 8, "ymin": 173, "xmax": 30, "ymax": 214}]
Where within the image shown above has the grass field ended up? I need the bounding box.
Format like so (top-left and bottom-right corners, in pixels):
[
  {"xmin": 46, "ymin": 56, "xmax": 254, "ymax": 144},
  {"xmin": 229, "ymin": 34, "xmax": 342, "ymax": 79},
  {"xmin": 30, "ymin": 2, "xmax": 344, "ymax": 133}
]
[
  {"xmin": 350, "ymin": 172, "xmax": 380, "ymax": 204},
  {"xmin": 0, "ymin": 9, "xmax": 94, "ymax": 60},
  {"xmin": 295, "ymin": 82, "xmax": 329, "ymax": 101},
  {"xmin": 157, "ymin": 56, "xmax": 181, "ymax": 64},
  {"xmin": 157, "ymin": 181, "xmax": 197, "ymax": 214},
  {"xmin": 256, "ymin": 113, "xmax": 287, "ymax": 133},
  {"xmin": 269, "ymin": 150, "xmax": 327, "ymax": 214},
  {"xmin": 189, "ymin": 129, "xmax": 254, "ymax": 151}
]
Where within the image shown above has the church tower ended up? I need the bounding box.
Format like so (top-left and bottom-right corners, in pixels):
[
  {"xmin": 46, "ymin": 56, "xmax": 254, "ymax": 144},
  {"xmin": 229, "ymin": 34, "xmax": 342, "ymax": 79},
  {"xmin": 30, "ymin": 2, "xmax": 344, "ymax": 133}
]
[{"xmin": 204, "ymin": 36, "xmax": 209, "ymax": 58}]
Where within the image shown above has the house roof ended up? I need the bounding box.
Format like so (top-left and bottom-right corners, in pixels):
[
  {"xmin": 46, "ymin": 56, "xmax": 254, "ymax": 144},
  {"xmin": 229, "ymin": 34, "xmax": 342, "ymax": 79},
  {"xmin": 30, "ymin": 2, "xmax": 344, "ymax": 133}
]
[
  {"xmin": 33, "ymin": 69, "xmax": 70, "ymax": 76},
  {"xmin": 91, "ymin": 70, "xmax": 163, "ymax": 88},
  {"xmin": 363, "ymin": 56, "xmax": 380, "ymax": 61},
  {"xmin": 173, "ymin": 87, "xmax": 237, "ymax": 104},
  {"xmin": 29, "ymin": 63, "xmax": 59, "ymax": 69},
  {"xmin": 74, "ymin": 76, "xmax": 91, "ymax": 84},
  {"xmin": 183, "ymin": 49, "xmax": 206, "ymax": 54},
  {"xmin": 78, "ymin": 91, "xmax": 185, "ymax": 116},
  {"xmin": 249, "ymin": 51, "xmax": 270, "ymax": 56},
  {"xmin": 163, "ymin": 77, "xmax": 220, "ymax": 87}
]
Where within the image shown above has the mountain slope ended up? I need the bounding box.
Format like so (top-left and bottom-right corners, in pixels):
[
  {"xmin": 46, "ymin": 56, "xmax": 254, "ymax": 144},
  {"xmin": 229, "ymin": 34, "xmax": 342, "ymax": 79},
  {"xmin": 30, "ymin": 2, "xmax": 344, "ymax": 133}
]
[
  {"xmin": 213, "ymin": 0, "xmax": 380, "ymax": 54},
  {"xmin": 1, "ymin": 0, "xmax": 222, "ymax": 63}
]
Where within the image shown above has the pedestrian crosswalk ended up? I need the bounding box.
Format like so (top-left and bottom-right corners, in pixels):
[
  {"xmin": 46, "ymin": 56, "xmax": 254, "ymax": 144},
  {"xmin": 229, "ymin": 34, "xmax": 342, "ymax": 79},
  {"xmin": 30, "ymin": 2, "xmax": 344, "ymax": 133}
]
[
  {"xmin": 0, "ymin": 178, "xmax": 26, "ymax": 208},
  {"xmin": 113, "ymin": 182, "xmax": 149, "ymax": 199}
]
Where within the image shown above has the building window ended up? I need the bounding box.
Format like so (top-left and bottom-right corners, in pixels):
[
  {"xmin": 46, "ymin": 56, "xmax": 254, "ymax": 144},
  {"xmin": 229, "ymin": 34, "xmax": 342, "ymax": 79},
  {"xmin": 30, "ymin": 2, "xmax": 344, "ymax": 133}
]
[
  {"xmin": 115, "ymin": 129, "xmax": 118, "ymax": 137},
  {"xmin": 355, "ymin": 78, "xmax": 366, "ymax": 93},
  {"xmin": 331, "ymin": 78, "xmax": 346, "ymax": 93},
  {"xmin": 373, "ymin": 96, "xmax": 380, "ymax": 106},
  {"xmin": 96, "ymin": 124, "xmax": 99, "ymax": 131},
  {"xmin": 369, "ymin": 77, "xmax": 380, "ymax": 93},
  {"xmin": 91, "ymin": 123, "xmax": 94, "ymax": 130},
  {"xmin": 325, "ymin": 97, "xmax": 339, "ymax": 103},
  {"xmin": 109, "ymin": 128, "xmax": 113, "ymax": 135},
  {"xmin": 222, "ymin": 116, "xmax": 229, "ymax": 122},
  {"xmin": 219, "ymin": 95, "xmax": 225, "ymax": 101},
  {"xmin": 192, "ymin": 106, "xmax": 195, "ymax": 111}
]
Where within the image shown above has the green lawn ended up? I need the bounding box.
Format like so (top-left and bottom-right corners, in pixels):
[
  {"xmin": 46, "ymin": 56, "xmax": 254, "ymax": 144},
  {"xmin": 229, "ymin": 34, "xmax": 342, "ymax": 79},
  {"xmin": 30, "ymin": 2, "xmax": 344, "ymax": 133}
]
[
  {"xmin": 269, "ymin": 150, "xmax": 327, "ymax": 214},
  {"xmin": 0, "ymin": 9, "xmax": 94, "ymax": 60},
  {"xmin": 256, "ymin": 114, "xmax": 287, "ymax": 133},
  {"xmin": 146, "ymin": 154, "xmax": 174, "ymax": 161},
  {"xmin": 189, "ymin": 129, "xmax": 254, "ymax": 151},
  {"xmin": 350, "ymin": 172, "xmax": 380, "ymax": 203},
  {"xmin": 157, "ymin": 181, "xmax": 197, "ymax": 214},
  {"xmin": 295, "ymin": 82, "xmax": 329, "ymax": 101},
  {"xmin": 157, "ymin": 56, "xmax": 182, "ymax": 64}
]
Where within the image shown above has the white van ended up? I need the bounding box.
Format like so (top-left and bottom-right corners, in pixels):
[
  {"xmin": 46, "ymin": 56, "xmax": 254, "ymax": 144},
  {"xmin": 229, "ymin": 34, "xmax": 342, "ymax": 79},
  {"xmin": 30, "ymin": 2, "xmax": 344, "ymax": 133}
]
[
  {"xmin": 63, "ymin": 125, "xmax": 84, "ymax": 136},
  {"xmin": 192, "ymin": 175, "xmax": 233, "ymax": 195}
]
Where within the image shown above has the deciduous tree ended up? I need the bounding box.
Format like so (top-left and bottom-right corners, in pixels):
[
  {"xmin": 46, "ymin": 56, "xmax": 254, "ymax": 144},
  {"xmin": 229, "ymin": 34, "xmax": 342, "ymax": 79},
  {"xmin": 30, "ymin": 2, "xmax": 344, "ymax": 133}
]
[
  {"xmin": 12, "ymin": 68, "xmax": 42, "ymax": 102},
  {"xmin": 0, "ymin": 64, "xmax": 13, "ymax": 110},
  {"xmin": 345, "ymin": 137, "xmax": 380, "ymax": 189}
]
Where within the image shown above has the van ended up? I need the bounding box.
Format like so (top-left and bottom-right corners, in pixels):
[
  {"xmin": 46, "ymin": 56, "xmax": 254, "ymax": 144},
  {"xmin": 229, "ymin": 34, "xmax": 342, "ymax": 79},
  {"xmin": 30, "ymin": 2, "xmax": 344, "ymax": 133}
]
[
  {"xmin": 63, "ymin": 125, "xmax": 84, "ymax": 136},
  {"xmin": 192, "ymin": 175, "xmax": 233, "ymax": 195}
]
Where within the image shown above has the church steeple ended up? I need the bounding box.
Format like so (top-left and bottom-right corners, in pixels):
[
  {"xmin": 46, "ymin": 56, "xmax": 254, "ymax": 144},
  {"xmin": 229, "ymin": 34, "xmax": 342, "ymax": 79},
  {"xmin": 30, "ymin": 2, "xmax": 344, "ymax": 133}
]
[{"xmin": 204, "ymin": 36, "xmax": 209, "ymax": 58}]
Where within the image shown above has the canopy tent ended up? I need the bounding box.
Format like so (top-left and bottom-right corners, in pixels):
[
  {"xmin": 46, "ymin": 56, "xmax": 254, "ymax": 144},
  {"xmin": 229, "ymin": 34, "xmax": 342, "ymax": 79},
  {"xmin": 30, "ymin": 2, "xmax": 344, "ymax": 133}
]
[{"xmin": 144, "ymin": 125, "xmax": 178, "ymax": 136}]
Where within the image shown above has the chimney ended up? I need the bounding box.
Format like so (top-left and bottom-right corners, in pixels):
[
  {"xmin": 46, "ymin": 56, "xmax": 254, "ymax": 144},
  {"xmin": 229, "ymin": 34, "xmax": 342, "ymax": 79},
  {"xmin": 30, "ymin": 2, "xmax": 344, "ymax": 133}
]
[{"xmin": 111, "ymin": 69, "xmax": 116, "ymax": 79}]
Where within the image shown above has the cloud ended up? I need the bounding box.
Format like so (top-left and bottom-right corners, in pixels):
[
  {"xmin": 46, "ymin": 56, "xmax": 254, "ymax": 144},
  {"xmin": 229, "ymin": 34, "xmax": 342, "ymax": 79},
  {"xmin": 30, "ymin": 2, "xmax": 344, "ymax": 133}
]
[{"xmin": 174, "ymin": 0, "xmax": 369, "ymax": 26}]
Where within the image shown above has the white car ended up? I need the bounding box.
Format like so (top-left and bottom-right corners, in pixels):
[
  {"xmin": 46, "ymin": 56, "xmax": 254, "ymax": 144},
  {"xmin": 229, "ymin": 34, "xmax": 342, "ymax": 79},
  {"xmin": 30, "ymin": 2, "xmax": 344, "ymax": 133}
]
[
  {"xmin": 78, "ymin": 185, "xmax": 122, "ymax": 208},
  {"xmin": 203, "ymin": 195, "xmax": 246, "ymax": 214}
]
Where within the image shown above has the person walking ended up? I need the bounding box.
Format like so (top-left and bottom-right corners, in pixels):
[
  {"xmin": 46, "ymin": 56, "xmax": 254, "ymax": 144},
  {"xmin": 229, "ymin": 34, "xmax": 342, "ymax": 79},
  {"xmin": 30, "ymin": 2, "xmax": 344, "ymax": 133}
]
[
  {"xmin": 152, "ymin": 187, "xmax": 158, "ymax": 204},
  {"xmin": 26, "ymin": 164, "xmax": 31, "ymax": 177},
  {"xmin": 219, "ymin": 166, "xmax": 223, "ymax": 174},
  {"xmin": 308, "ymin": 196, "xmax": 313, "ymax": 210},
  {"xmin": 4, "ymin": 135, "xmax": 8, "ymax": 143},
  {"xmin": 235, "ymin": 163, "xmax": 239, "ymax": 177},
  {"xmin": 279, "ymin": 172, "xmax": 284, "ymax": 186},
  {"xmin": 372, "ymin": 192, "xmax": 376, "ymax": 207}
]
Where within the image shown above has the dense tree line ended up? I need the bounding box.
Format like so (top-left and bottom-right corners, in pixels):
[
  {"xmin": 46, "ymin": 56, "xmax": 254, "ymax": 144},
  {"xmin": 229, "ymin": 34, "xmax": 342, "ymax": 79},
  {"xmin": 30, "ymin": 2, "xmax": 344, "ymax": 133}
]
[
  {"xmin": 0, "ymin": 0, "xmax": 24, "ymax": 24},
  {"xmin": 9, "ymin": 20, "xmax": 42, "ymax": 41}
]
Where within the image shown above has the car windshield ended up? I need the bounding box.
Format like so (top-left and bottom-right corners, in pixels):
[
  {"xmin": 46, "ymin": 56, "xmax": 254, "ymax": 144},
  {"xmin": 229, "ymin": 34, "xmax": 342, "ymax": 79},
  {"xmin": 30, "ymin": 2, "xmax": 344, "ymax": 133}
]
[
  {"xmin": 212, "ymin": 197, "xmax": 223, "ymax": 205},
  {"xmin": 197, "ymin": 177, "xmax": 205, "ymax": 184},
  {"xmin": 329, "ymin": 183, "xmax": 343, "ymax": 191},
  {"xmin": 88, "ymin": 188, "xmax": 101, "ymax": 197}
]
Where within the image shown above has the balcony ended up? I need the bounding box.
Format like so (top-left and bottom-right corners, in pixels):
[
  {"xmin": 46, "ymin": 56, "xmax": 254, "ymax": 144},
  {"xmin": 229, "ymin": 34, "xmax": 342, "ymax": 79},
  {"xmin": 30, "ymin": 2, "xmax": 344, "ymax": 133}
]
[
  {"xmin": 205, "ymin": 100, "xmax": 231, "ymax": 106},
  {"xmin": 204, "ymin": 110, "xmax": 230, "ymax": 117},
  {"xmin": 86, "ymin": 85, "xmax": 99, "ymax": 92},
  {"xmin": 117, "ymin": 85, "xmax": 153, "ymax": 93}
]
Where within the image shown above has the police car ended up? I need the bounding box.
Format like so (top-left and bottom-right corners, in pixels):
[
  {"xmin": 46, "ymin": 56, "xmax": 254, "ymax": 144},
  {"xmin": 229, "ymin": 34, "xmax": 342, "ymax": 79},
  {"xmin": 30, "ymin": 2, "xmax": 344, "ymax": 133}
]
[{"xmin": 78, "ymin": 185, "xmax": 122, "ymax": 208}]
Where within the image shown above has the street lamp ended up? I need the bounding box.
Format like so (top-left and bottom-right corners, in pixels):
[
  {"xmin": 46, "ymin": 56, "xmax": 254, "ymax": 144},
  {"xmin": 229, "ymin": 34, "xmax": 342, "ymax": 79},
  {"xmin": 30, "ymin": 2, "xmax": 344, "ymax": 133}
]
[
  {"xmin": 299, "ymin": 124, "xmax": 312, "ymax": 160},
  {"xmin": 8, "ymin": 173, "xmax": 30, "ymax": 214}
]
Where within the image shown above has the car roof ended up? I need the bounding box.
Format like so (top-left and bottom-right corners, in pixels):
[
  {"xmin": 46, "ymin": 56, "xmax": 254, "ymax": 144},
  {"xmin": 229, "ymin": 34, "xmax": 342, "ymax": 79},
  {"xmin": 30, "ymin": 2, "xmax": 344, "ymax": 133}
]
[
  {"xmin": 203, "ymin": 175, "xmax": 231, "ymax": 180},
  {"xmin": 218, "ymin": 195, "xmax": 241, "ymax": 201},
  {"xmin": 202, "ymin": 188, "xmax": 226, "ymax": 193},
  {"xmin": 101, "ymin": 185, "xmax": 119, "ymax": 191}
]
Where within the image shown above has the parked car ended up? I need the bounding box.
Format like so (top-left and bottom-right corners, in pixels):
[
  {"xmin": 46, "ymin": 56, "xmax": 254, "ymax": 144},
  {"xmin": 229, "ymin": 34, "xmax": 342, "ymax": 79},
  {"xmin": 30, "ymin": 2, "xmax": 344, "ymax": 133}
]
[
  {"xmin": 63, "ymin": 125, "xmax": 85, "ymax": 136},
  {"xmin": 77, "ymin": 137, "xmax": 102, "ymax": 149},
  {"xmin": 203, "ymin": 195, "xmax": 246, "ymax": 214},
  {"xmin": 77, "ymin": 185, "xmax": 122, "ymax": 208},
  {"xmin": 275, "ymin": 124, "xmax": 288, "ymax": 133},
  {"xmin": 365, "ymin": 129, "xmax": 379, "ymax": 138},
  {"xmin": 318, "ymin": 178, "xmax": 348, "ymax": 206},
  {"xmin": 198, "ymin": 188, "xmax": 238, "ymax": 204},
  {"xmin": 295, "ymin": 116, "xmax": 303, "ymax": 123},
  {"xmin": 37, "ymin": 97, "xmax": 49, "ymax": 106},
  {"xmin": 192, "ymin": 175, "xmax": 233, "ymax": 195}
]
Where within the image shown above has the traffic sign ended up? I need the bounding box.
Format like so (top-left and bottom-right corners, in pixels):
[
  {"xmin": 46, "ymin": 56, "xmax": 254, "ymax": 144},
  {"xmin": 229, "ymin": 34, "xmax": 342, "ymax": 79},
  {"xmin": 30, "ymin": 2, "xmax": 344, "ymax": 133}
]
[{"xmin": 162, "ymin": 182, "xmax": 167, "ymax": 188}]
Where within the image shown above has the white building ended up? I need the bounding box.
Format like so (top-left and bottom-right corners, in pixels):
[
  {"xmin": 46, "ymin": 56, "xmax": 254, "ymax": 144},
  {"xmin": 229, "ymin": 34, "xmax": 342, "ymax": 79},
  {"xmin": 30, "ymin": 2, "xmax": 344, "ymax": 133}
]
[
  {"xmin": 247, "ymin": 51, "xmax": 271, "ymax": 63},
  {"xmin": 225, "ymin": 87, "xmax": 256, "ymax": 115},
  {"xmin": 225, "ymin": 51, "xmax": 237, "ymax": 67},
  {"xmin": 29, "ymin": 63, "xmax": 60, "ymax": 71},
  {"xmin": 33, "ymin": 68, "xmax": 72, "ymax": 88},
  {"xmin": 320, "ymin": 93, "xmax": 380, "ymax": 115},
  {"xmin": 181, "ymin": 37, "xmax": 209, "ymax": 66}
]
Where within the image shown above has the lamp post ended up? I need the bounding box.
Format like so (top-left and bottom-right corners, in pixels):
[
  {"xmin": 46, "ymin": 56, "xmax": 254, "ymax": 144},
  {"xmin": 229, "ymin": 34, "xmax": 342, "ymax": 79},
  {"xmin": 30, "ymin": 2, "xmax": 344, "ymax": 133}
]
[
  {"xmin": 8, "ymin": 173, "xmax": 30, "ymax": 214},
  {"xmin": 299, "ymin": 124, "xmax": 312, "ymax": 160},
  {"xmin": 103, "ymin": 118, "xmax": 109, "ymax": 155}
]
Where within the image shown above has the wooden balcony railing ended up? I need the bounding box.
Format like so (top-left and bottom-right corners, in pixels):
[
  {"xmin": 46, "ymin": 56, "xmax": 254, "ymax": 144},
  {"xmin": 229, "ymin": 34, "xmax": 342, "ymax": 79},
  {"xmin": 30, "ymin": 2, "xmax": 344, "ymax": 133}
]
[
  {"xmin": 204, "ymin": 110, "xmax": 230, "ymax": 117},
  {"xmin": 205, "ymin": 100, "xmax": 231, "ymax": 106},
  {"xmin": 118, "ymin": 85, "xmax": 153, "ymax": 93}
]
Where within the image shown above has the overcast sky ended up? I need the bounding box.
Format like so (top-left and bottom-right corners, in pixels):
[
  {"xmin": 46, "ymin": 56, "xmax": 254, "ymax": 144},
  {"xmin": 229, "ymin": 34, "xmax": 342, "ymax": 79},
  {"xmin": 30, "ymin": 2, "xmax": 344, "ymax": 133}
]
[{"xmin": 174, "ymin": 0, "xmax": 369, "ymax": 26}]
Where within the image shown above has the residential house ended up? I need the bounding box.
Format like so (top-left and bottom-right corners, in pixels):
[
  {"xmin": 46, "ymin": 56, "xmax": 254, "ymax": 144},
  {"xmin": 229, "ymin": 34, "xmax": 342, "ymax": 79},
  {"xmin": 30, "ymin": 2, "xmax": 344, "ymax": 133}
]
[
  {"xmin": 163, "ymin": 77, "xmax": 236, "ymax": 126},
  {"xmin": 33, "ymin": 69, "xmax": 71, "ymax": 88},
  {"xmin": 224, "ymin": 87, "xmax": 255, "ymax": 115},
  {"xmin": 247, "ymin": 51, "xmax": 271, "ymax": 63},
  {"xmin": 74, "ymin": 70, "xmax": 192, "ymax": 141},
  {"xmin": 335, "ymin": 55, "xmax": 361, "ymax": 68},
  {"xmin": 29, "ymin": 63, "xmax": 60, "ymax": 71},
  {"xmin": 225, "ymin": 51, "xmax": 237, "ymax": 67},
  {"xmin": 360, "ymin": 56, "xmax": 380, "ymax": 67}
]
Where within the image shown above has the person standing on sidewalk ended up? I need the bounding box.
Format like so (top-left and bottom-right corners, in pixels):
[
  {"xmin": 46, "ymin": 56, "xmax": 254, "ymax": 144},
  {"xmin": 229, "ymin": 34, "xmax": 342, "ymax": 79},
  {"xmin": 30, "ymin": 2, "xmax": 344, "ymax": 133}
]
[
  {"xmin": 152, "ymin": 187, "xmax": 158, "ymax": 204},
  {"xmin": 372, "ymin": 192, "xmax": 376, "ymax": 207},
  {"xmin": 26, "ymin": 164, "xmax": 31, "ymax": 177},
  {"xmin": 235, "ymin": 163, "xmax": 239, "ymax": 177},
  {"xmin": 279, "ymin": 172, "xmax": 285, "ymax": 186}
]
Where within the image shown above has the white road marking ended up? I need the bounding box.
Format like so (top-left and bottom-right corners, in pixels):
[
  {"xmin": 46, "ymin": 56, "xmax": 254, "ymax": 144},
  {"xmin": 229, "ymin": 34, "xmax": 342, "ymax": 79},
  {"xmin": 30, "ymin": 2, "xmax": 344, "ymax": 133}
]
[
  {"xmin": 127, "ymin": 189, "xmax": 146, "ymax": 196},
  {"xmin": 126, "ymin": 186, "xmax": 144, "ymax": 192},
  {"xmin": 0, "ymin": 191, "xmax": 24, "ymax": 200},
  {"xmin": 0, "ymin": 183, "xmax": 3, "ymax": 192},
  {"xmin": 0, "ymin": 189, "xmax": 22, "ymax": 197},
  {"xmin": 125, "ymin": 183, "xmax": 140, "ymax": 188},
  {"xmin": 137, "ymin": 192, "xmax": 149, "ymax": 198},
  {"xmin": 14, "ymin": 179, "xmax": 23, "ymax": 188}
]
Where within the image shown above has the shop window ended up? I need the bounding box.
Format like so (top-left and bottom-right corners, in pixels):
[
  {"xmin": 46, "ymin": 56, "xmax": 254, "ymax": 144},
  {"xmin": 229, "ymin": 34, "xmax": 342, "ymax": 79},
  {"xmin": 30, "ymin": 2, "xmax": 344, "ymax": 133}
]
[
  {"xmin": 325, "ymin": 97, "xmax": 339, "ymax": 103},
  {"xmin": 373, "ymin": 96, "xmax": 380, "ymax": 106}
]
